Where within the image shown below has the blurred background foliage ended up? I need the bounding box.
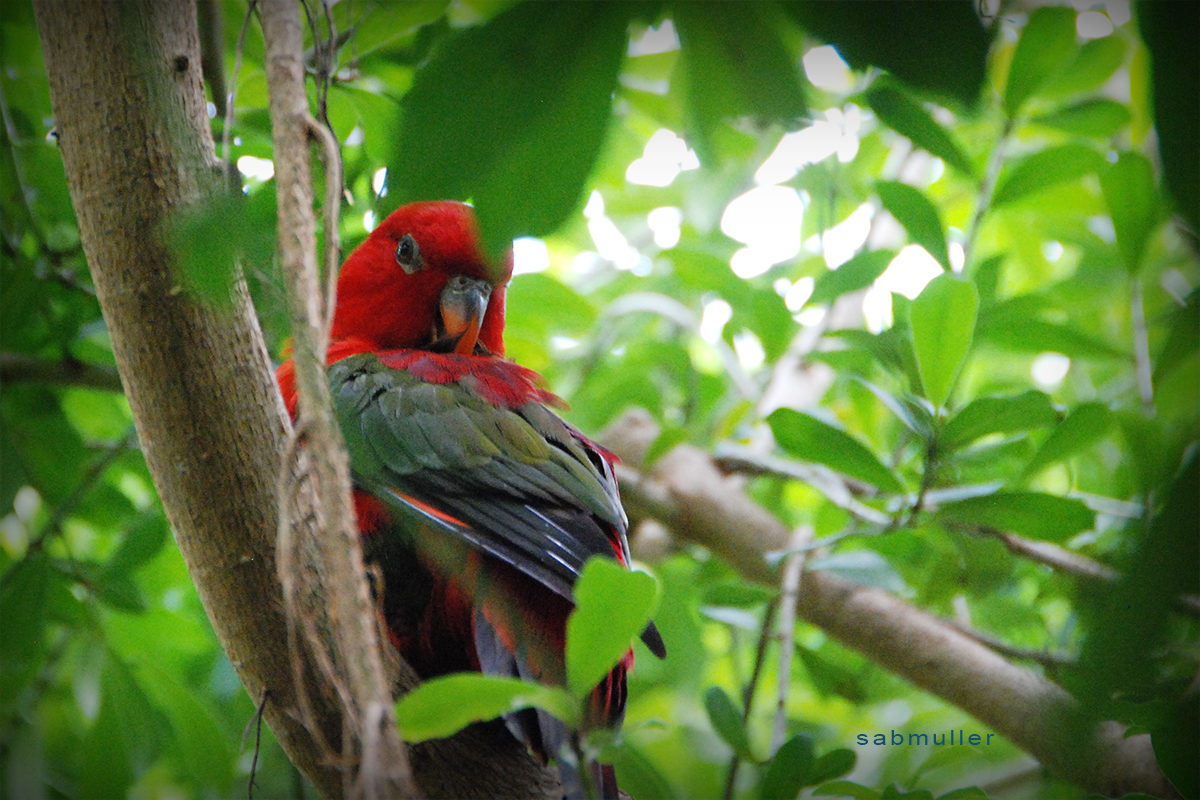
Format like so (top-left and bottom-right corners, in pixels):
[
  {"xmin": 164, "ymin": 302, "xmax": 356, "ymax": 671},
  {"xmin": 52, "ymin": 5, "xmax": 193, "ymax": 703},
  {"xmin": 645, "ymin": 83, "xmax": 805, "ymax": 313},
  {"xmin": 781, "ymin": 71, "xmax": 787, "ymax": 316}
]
[{"xmin": 1, "ymin": 1, "xmax": 1197, "ymax": 798}]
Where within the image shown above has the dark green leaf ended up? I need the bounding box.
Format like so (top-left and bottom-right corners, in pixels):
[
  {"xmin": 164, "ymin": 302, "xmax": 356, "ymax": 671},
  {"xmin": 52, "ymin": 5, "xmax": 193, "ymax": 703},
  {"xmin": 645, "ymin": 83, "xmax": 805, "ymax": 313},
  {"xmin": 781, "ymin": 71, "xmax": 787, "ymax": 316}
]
[
  {"xmin": 1022, "ymin": 402, "xmax": 1113, "ymax": 479},
  {"xmin": 808, "ymin": 552, "xmax": 908, "ymax": 593},
  {"xmin": 992, "ymin": 145, "xmax": 1106, "ymax": 207},
  {"xmin": 395, "ymin": 673, "xmax": 577, "ymax": 742},
  {"xmin": 1031, "ymin": 99, "xmax": 1131, "ymax": 138},
  {"xmin": 935, "ymin": 491, "xmax": 1094, "ymax": 541},
  {"xmin": 809, "ymin": 748, "xmax": 857, "ymax": 786},
  {"xmin": 567, "ymin": 558, "xmax": 659, "ymax": 697},
  {"xmin": 781, "ymin": 1, "xmax": 991, "ymax": 106},
  {"xmin": 768, "ymin": 408, "xmax": 905, "ymax": 494},
  {"xmin": 1101, "ymin": 152, "xmax": 1160, "ymax": 275},
  {"xmin": 864, "ymin": 81, "xmax": 975, "ymax": 176},
  {"xmin": 1004, "ymin": 6, "xmax": 1078, "ymax": 113},
  {"xmin": 704, "ymin": 686, "xmax": 755, "ymax": 761},
  {"xmin": 79, "ymin": 663, "xmax": 135, "ymax": 800},
  {"xmin": 102, "ymin": 512, "xmax": 169, "ymax": 577},
  {"xmin": 0, "ymin": 551, "xmax": 50, "ymax": 708},
  {"xmin": 910, "ymin": 274, "xmax": 977, "ymax": 407},
  {"xmin": 877, "ymin": 181, "xmax": 948, "ymax": 269},
  {"xmin": 942, "ymin": 391, "xmax": 1059, "ymax": 449},
  {"xmin": 758, "ymin": 734, "xmax": 815, "ymax": 798},
  {"xmin": 808, "ymin": 250, "xmax": 896, "ymax": 306},
  {"xmin": 390, "ymin": 2, "xmax": 631, "ymax": 256},
  {"xmin": 1151, "ymin": 693, "xmax": 1200, "ymax": 800},
  {"xmin": 937, "ymin": 787, "xmax": 990, "ymax": 799},
  {"xmin": 675, "ymin": 3, "xmax": 807, "ymax": 164},
  {"xmin": 814, "ymin": 780, "xmax": 881, "ymax": 800}
]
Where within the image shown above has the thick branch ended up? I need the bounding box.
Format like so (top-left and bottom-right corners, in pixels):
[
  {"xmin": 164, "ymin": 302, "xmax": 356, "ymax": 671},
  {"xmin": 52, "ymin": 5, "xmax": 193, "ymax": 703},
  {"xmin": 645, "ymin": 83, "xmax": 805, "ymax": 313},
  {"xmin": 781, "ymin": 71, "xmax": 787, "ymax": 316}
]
[{"xmin": 604, "ymin": 410, "xmax": 1179, "ymax": 800}]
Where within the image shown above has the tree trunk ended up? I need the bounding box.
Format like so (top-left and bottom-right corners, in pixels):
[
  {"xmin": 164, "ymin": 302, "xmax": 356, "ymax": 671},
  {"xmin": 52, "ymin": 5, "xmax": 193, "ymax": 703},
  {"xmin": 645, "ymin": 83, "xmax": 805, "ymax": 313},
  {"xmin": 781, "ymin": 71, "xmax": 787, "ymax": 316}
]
[{"xmin": 33, "ymin": 2, "xmax": 557, "ymax": 797}]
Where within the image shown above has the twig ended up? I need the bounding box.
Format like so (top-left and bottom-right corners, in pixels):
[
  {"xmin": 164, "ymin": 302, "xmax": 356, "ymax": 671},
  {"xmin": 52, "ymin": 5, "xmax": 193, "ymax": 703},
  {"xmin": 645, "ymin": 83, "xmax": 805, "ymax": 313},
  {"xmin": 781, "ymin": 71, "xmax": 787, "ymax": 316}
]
[
  {"xmin": 197, "ymin": 0, "xmax": 226, "ymax": 118},
  {"xmin": 720, "ymin": 601, "xmax": 779, "ymax": 800},
  {"xmin": 771, "ymin": 527, "xmax": 810, "ymax": 752},
  {"xmin": 0, "ymin": 352, "xmax": 124, "ymax": 392},
  {"xmin": 963, "ymin": 116, "xmax": 1014, "ymax": 272},
  {"xmin": 302, "ymin": 112, "xmax": 342, "ymax": 343},
  {"xmin": 245, "ymin": 689, "xmax": 270, "ymax": 800},
  {"xmin": 942, "ymin": 618, "xmax": 1074, "ymax": 670}
]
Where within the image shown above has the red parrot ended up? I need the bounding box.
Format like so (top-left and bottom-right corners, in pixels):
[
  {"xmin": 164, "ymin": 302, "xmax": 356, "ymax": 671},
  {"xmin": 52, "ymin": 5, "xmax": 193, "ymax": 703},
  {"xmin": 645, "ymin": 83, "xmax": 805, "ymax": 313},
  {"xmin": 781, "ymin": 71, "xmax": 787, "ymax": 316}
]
[{"xmin": 276, "ymin": 201, "xmax": 664, "ymax": 799}]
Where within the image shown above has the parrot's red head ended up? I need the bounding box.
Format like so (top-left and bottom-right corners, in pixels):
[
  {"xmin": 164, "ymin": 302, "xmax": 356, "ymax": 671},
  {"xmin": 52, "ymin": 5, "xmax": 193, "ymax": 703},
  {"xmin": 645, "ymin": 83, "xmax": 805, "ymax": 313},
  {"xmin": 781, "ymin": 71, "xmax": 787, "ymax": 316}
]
[{"xmin": 331, "ymin": 201, "xmax": 512, "ymax": 356}]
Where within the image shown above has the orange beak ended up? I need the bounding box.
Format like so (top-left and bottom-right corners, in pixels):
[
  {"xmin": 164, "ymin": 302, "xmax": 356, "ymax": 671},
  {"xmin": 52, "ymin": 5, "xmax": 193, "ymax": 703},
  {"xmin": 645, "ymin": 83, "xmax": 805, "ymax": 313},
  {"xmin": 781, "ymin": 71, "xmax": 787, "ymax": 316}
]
[{"xmin": 439, "ymin": 275, "xmax": 493, "ymax": 356}]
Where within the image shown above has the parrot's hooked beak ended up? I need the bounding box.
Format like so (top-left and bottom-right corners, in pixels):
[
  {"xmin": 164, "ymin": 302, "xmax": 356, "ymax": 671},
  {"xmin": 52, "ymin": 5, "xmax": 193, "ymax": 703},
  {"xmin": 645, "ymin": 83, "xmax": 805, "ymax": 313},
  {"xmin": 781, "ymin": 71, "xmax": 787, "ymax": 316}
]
[{"xmin": 438, "ymin": 275, "xmax": 493, "ymax": 355}]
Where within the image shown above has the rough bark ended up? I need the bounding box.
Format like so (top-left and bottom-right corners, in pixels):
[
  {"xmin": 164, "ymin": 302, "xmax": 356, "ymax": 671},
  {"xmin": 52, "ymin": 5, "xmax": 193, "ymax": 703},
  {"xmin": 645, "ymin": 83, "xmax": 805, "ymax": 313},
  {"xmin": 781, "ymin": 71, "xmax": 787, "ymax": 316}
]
[{"xmin": 604, "ymin": 409, "xmax": 1180, "ymax": 800}]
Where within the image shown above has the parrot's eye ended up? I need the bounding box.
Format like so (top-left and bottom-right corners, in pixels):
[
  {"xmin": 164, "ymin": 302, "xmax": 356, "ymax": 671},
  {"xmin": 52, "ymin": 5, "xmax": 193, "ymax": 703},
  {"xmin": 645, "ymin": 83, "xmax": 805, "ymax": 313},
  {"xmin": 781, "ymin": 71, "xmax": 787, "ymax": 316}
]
[{"xmin": 395, "ymin": 234, "xmax": 424, "ymax": 274}]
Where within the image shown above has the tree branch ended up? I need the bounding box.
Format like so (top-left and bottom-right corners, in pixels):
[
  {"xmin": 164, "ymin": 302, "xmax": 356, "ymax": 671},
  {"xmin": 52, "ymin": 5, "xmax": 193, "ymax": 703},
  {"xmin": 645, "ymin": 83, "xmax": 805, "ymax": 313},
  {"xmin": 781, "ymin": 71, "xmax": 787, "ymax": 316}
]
[
  {"xmin": 0, "ymin": 352, "xmax": 125, "ymax": 392},
  {"xmin": 603, "ymin": 409, "xmax": 1179, "ymax": 800}
]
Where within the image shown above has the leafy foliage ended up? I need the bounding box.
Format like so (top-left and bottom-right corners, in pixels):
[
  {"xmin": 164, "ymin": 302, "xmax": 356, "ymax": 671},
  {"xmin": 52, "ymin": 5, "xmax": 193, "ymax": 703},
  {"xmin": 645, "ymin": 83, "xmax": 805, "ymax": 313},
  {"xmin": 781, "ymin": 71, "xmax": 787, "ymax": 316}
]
[{"xmin": 1, "ymin": 1, "xmax": 1196, "ymax": 799}]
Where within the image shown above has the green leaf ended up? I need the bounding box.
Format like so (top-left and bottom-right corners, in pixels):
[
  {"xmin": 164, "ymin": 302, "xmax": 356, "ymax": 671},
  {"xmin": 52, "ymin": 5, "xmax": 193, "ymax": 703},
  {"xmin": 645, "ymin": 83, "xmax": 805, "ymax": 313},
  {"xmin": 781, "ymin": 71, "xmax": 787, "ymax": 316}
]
[
  {"xmin": 758, "ymin": 734, "xmax": 815, "ymax": 798},
  {"xmin": 877, "ymin": 181, "xmax": 948, "ymax": 269},
  {"xmin": 781, "ymin": 1, "xmax": 992, "ymax": 107},
  {"xmin": 1101, "ymin": 152, "xmax": 1160, "ymax": 275},
  {"xmin": 768, "ymin": 408, "xmax": 905, "ymax": 494},
  {"xmin": 168, "ymin": 189, "xmax": 277, "ymax": 308},
  {"xmin": 808, "ymin": 552, "xmax": 907, "ymax": 593},
  {"xmin": 976, "ymin": 303, "xmax": 1126, "ymax": 359},
  {"xmin": 704, "ymin": 686, "xmax": 755, "ymax": 761},
  {"xmin": 854, "ymin": 378, "xmax": 932, "ymax": 437},
  {"xmin": 390, "ymin": 2, "xmax": 631, "ymax": 257},
  {"xmin": 992, "ymin": 145, "xmax": 1106, "ymax": 207},
  {"xmin": 910, "ymin": 274, "xmax": 977, "ymax": 407},
  {"xmin": 702, "ymin": 581, "xmax": 777, "ymax": 608},
  {"xmin": 1031, "ymin": 99, "xmax": 1131, "ymax": 138},
  {"xmin": 395, "ymin": 673, "xmax": 578, "ymax": 742},
  {"xmin": 134, "ymin": 660, "xmax": 234, "ymax": 792},
  {"xmin": 0, "ymin": 551, "xmax": 50, "ymax": 708},
  {"xmin": 865, "ymin": 82, "xmax": 975, "ymax": 176},
  {"xmin": 808, "ymin": 250, "xmax": 896, "ymax": 307},
  {"xmin": 810, "ymin": 748, "xmax": 857, "ymax": 785},
  {"xmin": 815, "ymin": 780, "xmax": 881, "ymax": 800},
  {"xmin": 942, "ymin": 391, "xmax": 1059, "ymax": 449},
  {"xmin": 935, "ymin": 491, "xmax": 1094, "ymax": 541},
  {"xmin": 675, "ymin": 3, "xmax": 806, "ymax": 165},
  {"xmin": 1003, "ymin": 6, "xmax": 1078, "ymax": 114},
  {"xmin": 1022, "ymin": 402, "xmax": 1113, "ymax": 479},
  {"xmin": 1039, "ymin": 35, "xmax": 1127, "ymax": 99},
  {"xmin": 102, "ymin": 511, "xmax": 169, "ymax": 577},
  {"xmin": 79, "ymin": 664, "xmax": 136, "ymax": 800},
  {"xmin": 937, "ymin": 788, "xmax": 990, "ymax": 800},
  {"xmin": 567, "ymin": 558, "xmax": 659, "ymax": 697}
]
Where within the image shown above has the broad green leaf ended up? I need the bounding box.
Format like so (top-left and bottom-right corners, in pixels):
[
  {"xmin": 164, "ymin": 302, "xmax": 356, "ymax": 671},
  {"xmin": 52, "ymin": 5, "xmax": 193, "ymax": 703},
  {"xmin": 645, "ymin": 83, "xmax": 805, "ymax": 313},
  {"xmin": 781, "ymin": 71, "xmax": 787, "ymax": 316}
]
[
  {"xmin": 395, "ymin": 674, "xmax": 578, "ymax": 742},
  {"xmin": 934, "ymin": 491, "xmax": 1094, "ymax": 541},
  {"xmin": 854, "ymin": 377, "xmax": 932, "ymax": 437},
  {"xmin": 877, "ymin": 181, "xmax": 949, "ymax": 269},
  {"xmin": 702, "ymin": 581, "xmax": 777, "ymax": 608},
  {"xmin": 390, "ymin": 2, "xmax": 631, "ymax": 257},
  {"xmin": 768, "ymin": 408, "xmax": 905, "ymax": 494},
  {"xmin": 567, "ymin": 558, "xmax": 659, "ymax": 697},
  {"xmin": 865, "ymin": 82, "xmax": 975, "ymax": 176},
  {"xmin": 675, "ymin": 3, "xmax": 806, "ymax": 164},
  {"xmin": 1039, "ymin": 35, "xmax": 1127, "ymax": 99},
  {"xmin": 808, "ymin": 250, "xmax": 896, "ymax": 307},
  {"xmin": 1031, "ymin": 99, "xmax": 1131, "ymax": 138},
  {"xmin": 815, "ymin": 780, "xmax": 881, "ymax": 800},
  {"xmin": 937, "ymin": 787, "xmax": 991, "ymax": 800},
  {"xmin": 704, "ymin": 686, "xmax": 755, "ymax": 761},
  {"xmin": 135, "ymin": 660, "xmax": 234, "ymax": 792},
  {"xmin": 810, "ymin": 748, "xmax": 857, "ymax": 786},
  {"xmin": 1101, "ymin": 152, "xmax": 1160, "ymax": 274},
  {"xmin": 168, "ymin": 189, "xmax": 277, "ymax": 308},
  {"xmin": 910, "ymin": 274, "xmax": 978, "ymax": 407},
  {"xmin": 976, "ymin": 311, "xmax": 1126, "ymax": 359},
  {"xmin": 781, "ymin": 1, "xmax": 991, "ymax": 107},
  {"xmin": 1004, "ymin": 6, "xmax": 1077, "ymax": 113},
  {"xmin": 102, "ymin": 511, "xmax": 169, "ymax": 577},
  {"xmin": 0, "ymin": 551, "xmax": 50, "ymax": 708},
  {"xmin": 757, "ymin": 734, "xmax": 814, "ymax": 799},
  {"xmin": 1022, "ymin": 402, "xmax": 1113, "ymax": 479},
  {"xmin": 991, "ymin": 145, "xmax": 1106, "ymax": 207},
  {"xmin": 808, "ymin": 552, "xmax": 908, "ymax": 593},
  {"xmin": 79, "ymin": 665, "xmax": 135, "ymax": 800},
  {"xmin": 942, "ymin": 391, "xmax": 1059, "ymax": 449}
]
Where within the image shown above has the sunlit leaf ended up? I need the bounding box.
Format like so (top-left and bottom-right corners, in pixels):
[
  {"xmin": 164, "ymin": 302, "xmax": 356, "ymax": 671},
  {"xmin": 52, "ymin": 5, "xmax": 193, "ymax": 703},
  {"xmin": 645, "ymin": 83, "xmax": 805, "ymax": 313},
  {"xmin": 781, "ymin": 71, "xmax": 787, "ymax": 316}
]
[
  {"xmin": 768, "ymin": 408, "xmax": 905, "ymax": 494},
  {"xmin": 1031, "ymin": 99, "xmax": 1131, "ymax": 138},
  {"xmin": 1039, "ymin": 35, "xmax": 1127, "ymax": 99},
  {"xmin": 395, "ymin": 673, "xmax": 578, "ymax": 742},
  {"xmin": 877, "ymin": 181, "xmax": 948, "ymax": 269},
  {"xmin": 992, "ymin": 145, "xmax": 1106, "ymax": 207},
  {"xmin": 1004, "ymin": 6, "xmax": 1077, "ymax": 113},
  {"xmin": 1101, "ymin": 152, "xmax": 1160, "ymax": 275},
  {"xmin": 758, "ymin": 733, "xmax": 814, "ymax": 798},
  {"xmin": 934, "ymin": 491, "xmax": 1094, "ymax": 541},
  {"xmin": 808, "ymin": 250, "xmax": 896, "ymax": 307},
  {"xmin": 567, "ymin": 558, "xmax": 659, "ymax": 698},
  {"xmin": 865, "ymin": 82, "xmax": 975, "ymax": 176},
  {"xmin": 910, "ymin": 274, "xmax": 978, "ymax": 407},
  {"xmin": 704, "ymin": 686, "xmax": 755, "ymax": 761}
]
